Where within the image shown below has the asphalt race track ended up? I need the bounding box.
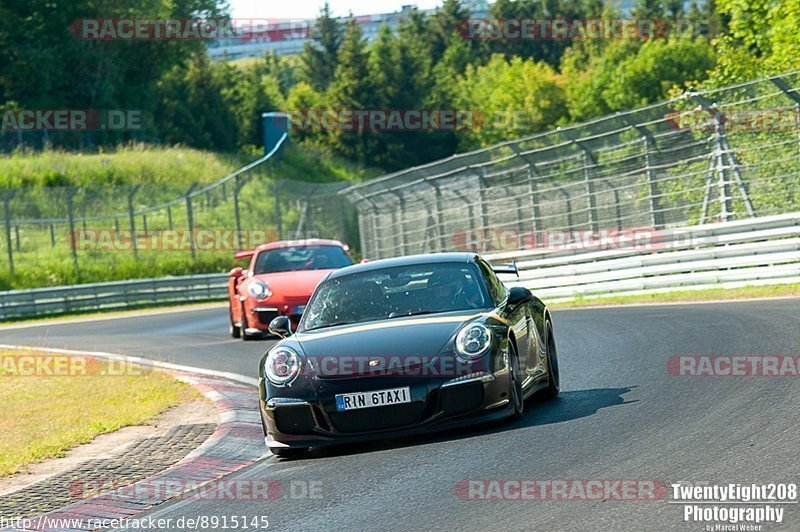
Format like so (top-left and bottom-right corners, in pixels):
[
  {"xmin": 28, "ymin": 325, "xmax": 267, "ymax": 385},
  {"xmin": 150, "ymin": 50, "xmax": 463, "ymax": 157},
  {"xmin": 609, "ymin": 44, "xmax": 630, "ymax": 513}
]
[{"xmin": 2, "ymin": 298, "xmax": 799, "ymax": 530}]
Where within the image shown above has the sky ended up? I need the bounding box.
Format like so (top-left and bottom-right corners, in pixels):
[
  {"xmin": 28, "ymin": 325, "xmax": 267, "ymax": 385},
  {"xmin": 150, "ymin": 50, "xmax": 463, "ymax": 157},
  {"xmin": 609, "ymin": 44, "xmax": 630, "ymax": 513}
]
[{"xmin": 227, "ymin": 0, "xmax": 444, "ymax": 20}]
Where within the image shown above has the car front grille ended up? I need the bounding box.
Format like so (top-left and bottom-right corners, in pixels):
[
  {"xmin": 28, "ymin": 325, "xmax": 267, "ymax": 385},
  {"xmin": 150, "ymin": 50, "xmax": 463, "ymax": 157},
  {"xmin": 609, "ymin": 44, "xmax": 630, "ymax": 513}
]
[
  {"xmin": 256, "ymin": 309, "xmax": 279, "ymax": 325},
  {"xmin": 327, "ymin": 402, "xmax": 426, "ymax": 433}
]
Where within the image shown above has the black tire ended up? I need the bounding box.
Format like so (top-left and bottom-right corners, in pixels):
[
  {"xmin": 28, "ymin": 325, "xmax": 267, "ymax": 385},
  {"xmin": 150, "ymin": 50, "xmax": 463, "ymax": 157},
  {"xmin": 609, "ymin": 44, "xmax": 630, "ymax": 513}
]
[
  {"xmin": 229, "ymin": 306, "xmax": 241, "ymax": 338},
  {"xmin": 241, "ymin": 302, "xmax": 254, "ymax": 341},
  {"xmin": 541, "ymin": 320, "xmax": 560, "ymax": 399},
  {"xmin": 270, "ymin": 447, "xmax": 308, "ymax": 459},
  {"xmin": 509, "ymin": 341, "xmax": 524, "ymax": 419}
]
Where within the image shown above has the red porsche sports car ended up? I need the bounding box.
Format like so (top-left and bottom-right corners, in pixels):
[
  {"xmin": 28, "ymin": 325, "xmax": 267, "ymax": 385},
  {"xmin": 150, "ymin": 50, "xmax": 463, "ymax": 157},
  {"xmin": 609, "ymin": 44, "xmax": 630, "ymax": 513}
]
[{"xmin": 227, "ymin": 239, "xmax": 354, "ymax": 340}]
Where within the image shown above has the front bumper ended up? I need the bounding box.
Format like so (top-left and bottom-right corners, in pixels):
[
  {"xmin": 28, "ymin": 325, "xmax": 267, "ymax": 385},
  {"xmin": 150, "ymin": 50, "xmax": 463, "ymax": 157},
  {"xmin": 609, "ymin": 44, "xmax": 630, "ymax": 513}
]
[
  {"xmin": 259, "ymin": 370, "xmax": 514, "ymax": 449},
  {"xmin": 246, "ymin": 305, "xmax": 304, "ymax": 334}
]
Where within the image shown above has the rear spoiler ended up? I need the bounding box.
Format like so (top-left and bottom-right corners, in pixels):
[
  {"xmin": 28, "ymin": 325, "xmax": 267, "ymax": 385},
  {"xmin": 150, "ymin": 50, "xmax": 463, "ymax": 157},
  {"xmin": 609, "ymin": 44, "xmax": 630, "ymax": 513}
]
[
  {"xmin": 491, "ymin": 262, "xmax": 519, "ymax": 277},
  {"xmin": 234, "ymin": 250, "xmax": 255, "ymax": 261}
]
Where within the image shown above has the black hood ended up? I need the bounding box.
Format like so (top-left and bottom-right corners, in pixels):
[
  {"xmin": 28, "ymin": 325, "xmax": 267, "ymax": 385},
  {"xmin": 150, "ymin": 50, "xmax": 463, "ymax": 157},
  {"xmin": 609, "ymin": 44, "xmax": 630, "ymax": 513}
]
[{"xmin": 290, "ymin": 310, "xmax": 485, "ymax": 378}]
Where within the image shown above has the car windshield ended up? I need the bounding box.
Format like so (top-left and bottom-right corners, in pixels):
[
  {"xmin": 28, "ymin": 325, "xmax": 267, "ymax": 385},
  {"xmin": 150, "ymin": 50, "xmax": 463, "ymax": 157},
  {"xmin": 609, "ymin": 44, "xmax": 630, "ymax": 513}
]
[
  {"xmin": 300, "ymin": 262, "xmax": 491, "ymax": 331},
  {"xmin": 253, "ymin": 245, "xmax": 352, "ymax": 274}
]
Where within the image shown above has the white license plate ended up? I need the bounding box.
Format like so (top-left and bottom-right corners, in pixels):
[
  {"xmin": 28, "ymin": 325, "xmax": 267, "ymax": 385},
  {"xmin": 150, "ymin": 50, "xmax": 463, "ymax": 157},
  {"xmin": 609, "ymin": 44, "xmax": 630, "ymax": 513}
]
[{"xmin": 335, "ymin": 386, "xmax": 411, "ymax": 412}]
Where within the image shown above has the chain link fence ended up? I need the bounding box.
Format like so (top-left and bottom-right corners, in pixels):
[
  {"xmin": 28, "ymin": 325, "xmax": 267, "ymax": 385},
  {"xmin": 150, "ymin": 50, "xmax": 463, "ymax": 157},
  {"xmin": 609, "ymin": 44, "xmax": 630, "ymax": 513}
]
[
  {"xmin": 341, "ymin": 70, "xmax": 800, "ymax": 259},
  {"xmin": 0, "ymin": 135, "xmax": 359, "ymax": 287}
]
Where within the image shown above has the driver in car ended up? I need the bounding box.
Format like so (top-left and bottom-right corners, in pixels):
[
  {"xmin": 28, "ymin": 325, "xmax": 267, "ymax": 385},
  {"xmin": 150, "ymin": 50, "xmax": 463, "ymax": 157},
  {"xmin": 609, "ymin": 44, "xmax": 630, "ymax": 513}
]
[{"xmin": 427, "ymin": 270, "xmax": 483, "ymax": 310}]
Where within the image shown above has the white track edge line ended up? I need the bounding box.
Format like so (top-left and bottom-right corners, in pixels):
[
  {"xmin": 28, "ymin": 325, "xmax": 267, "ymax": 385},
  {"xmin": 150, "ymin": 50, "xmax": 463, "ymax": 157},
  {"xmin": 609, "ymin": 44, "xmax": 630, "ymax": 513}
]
[{"xmin": 0, "ymin": 344, "xmax": 258, "ymax": 387}]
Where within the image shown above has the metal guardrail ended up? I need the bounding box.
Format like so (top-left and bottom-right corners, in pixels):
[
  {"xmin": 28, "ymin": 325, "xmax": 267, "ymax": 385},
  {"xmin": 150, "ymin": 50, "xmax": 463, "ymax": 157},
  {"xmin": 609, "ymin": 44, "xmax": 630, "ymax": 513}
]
[
  {"xmin": 1, "ymin": 213, "xmax": 798, "ymax": 320},
  {"xmin": 0, "ymin": 273, "xmax": 227, "ymax": 321},
  {"xmin": 485, "ymin": 212, "xmax": 800, "ymax": 301}
]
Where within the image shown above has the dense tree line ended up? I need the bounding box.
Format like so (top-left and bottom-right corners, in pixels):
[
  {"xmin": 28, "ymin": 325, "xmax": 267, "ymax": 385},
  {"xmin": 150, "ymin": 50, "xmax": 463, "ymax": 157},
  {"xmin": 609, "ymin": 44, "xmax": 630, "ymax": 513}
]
[{"xmin": 1, "ymin": 0, "xmax": 799, "ymax": 169}]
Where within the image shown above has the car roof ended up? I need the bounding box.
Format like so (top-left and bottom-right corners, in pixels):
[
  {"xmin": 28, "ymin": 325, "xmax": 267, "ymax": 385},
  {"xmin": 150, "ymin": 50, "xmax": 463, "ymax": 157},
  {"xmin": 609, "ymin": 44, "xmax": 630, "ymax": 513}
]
[
  {"xmin": 326, "ymin": 252, "xmax": 480, "ymax": 280},
  {"xmin": 255, "ymin": 239, "xmax": 346, "ymax": 251}
]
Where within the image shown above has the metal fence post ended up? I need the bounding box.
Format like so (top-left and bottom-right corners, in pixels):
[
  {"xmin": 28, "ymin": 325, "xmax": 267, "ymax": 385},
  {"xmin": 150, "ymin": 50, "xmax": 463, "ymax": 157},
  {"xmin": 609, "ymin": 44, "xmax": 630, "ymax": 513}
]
[
  {"xmin": 167, "ymin": 206, "xmax": 173, "ymax": 231},
  {"xmin": 66, "ymin": 188, "xmax": 79, "ymax": 277},
  {"xmin": 716, "ymin": 115, "xmax": 756, "ymax": 219},
  {"xmin": 305, "ymin": 195, "xmax": 314, "ymax": 236},
  {"xmin": 128, "ymin": 185, "xmax": 141, "ymax": 257},
  {"xmin": 514, "ymin": 192, "xmax": 525, "ymax": 234},
  {"xmin": 370, "ymin": 205, "xmax": 383, "ymax": 259},
  {"xmin": 185, "ymin": 184, "xmax": 198, "ymax": 260},
  {"xmin": 582, "ymin": 151, "xmax": 599, "ymax": 233},
  {"xmin": 273, "ymin": 181, "xmax": 283, "ymax": 240},
  {"xmin": 337, "ymin": 200, "xmax": 347, "ymax": 243},
  {"xmin": 50, "ymin": 223, "xmax": 56, "ymax": 247},
  {"xmin": 394, "ymin": 194, "xmax": 409, "ymax": 256},
  {"xmin": 527, "ymin": 162, "xmax": 541, "ymax": 234},
  {"xmin": 233, "ymin": 175, "xmax": 243, "ymax": 249},
  {"xmin": 390, "ymin": 206, "xmax": 403, "ymax": 256},
  {"xmin": 14, "ymin": 225, "xmax": 20, "ymax": 252},
  {"xmin": 432, "ymin": 183, "xmax": 448, "ymax": 251},
  {"xmin": 477, "ymin": 170, "xmax": 489, "ymax": 232},
  {"xmin": 712, "ymin": 110, "xmax": 732, "ymax": 222},
  {"xmin": 642, "ymin": 136, "xmax": 663, "ymax": 228},
  {"xmin": 2, "ymin": 190, "xmax": 16, "ymax": 274}
]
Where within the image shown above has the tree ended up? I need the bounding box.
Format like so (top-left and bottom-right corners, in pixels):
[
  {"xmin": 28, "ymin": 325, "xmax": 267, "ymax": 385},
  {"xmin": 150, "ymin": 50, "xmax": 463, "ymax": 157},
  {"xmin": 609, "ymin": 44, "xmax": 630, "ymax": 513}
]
[
  {"xmin": 300, "ymin": 2, "xmax": 343, "ymax": 92},
  {"xmin": 453, "ymin": 55, "xmax": 568, "ymax": 148},
  {"xmin": 632, "ymin": 0, "xmax": 666, "ymax": 19},
  {"xmin": 155, "ymin": 56, "xmax": 238, "ymax": 151},
  {"xmin": 703, "ymin": 0, "xmax": 800, "ymax": 85},
  {"xmin": 326, "ymin": 19, "xmax": 374, "ymax": 163},
  {"xmin": 429, "ymin": 0, "xmax": 470, "ymax": 64},
  {"xmin": 561, "ymin": 37, "xmax": 715, "ymax": 122}
]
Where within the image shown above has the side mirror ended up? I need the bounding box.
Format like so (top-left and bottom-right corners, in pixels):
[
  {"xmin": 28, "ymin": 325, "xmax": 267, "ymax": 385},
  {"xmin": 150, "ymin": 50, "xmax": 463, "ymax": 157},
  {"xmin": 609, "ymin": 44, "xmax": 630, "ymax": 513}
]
[
  {"xmin": 507, "ymin": 286, "xmax": 534, "ymax": 307},
  {"xmin": 268, "ymin": 316, "xmax": 292, "ymax": 338},
  {"xmin": 360, "ymin": 259, "xmax": 369, "ymax": 264},
  {"xmin": 229, "ymin": 266, "xmax": 243, "ymax": 277}
]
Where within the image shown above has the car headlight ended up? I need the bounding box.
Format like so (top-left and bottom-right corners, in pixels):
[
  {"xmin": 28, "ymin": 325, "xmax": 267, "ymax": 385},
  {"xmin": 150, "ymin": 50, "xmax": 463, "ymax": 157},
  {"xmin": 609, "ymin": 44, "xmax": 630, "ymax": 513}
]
[
  {"xmin": 248, "ymin": 281, "xmax": 272, "ymax": 300},
  {"xmin": 264, "ymin": 346, "xmax": 301, "ymax": 386},
  {"xmin": 455, "ymin": 323, "xmax": 492, "ymax": 361}
]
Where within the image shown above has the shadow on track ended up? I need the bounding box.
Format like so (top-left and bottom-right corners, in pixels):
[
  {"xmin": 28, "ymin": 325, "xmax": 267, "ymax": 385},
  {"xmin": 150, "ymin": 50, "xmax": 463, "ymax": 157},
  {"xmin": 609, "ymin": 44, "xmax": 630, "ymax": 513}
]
[{"xmin": 278, "ymin": 386, "xmax": 637, "ymax": 461}]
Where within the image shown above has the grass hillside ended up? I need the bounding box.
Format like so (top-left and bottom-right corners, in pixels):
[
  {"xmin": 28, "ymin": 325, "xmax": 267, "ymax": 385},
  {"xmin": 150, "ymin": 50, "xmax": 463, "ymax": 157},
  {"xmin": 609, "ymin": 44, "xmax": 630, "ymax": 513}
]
[{"xmin": 0, "ymin": 143, "xmax": 381, "ymax": 290}]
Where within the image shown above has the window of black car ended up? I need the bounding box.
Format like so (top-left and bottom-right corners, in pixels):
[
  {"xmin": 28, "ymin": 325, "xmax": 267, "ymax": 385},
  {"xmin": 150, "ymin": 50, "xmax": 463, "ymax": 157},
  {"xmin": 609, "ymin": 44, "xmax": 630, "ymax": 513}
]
[
  {"xmin": 477, "ymin": 259, "xmax": 508, "ymax": 305},
  {"xmin": 300, "ymin": 262, "xmax": 492, "ymax": 331},
  {"xmin": 253, "ymin": 245, "xmax": 353, "ymax": 274}
]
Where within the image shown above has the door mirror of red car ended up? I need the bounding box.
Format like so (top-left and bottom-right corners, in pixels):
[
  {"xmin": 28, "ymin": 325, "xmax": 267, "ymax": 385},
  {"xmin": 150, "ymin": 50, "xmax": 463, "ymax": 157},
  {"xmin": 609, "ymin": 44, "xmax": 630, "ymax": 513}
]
[
  {"xmin": 268, "ymin": 316, "xmax": 292, "ymax": 338},
  {"xmin": 230, "ymin": 266, "xmax": 243, "ymax": 277}
]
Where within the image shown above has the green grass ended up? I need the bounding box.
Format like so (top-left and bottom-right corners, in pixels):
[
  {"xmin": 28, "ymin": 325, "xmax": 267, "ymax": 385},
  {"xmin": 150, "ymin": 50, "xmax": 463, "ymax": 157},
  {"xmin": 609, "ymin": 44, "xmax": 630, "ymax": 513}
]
[
  {"xmin": 0, "ymin": 350, "xmax": 200, "ymax": 477},
  {"xmin": 0, "ymin": 143, "xmax": 378, "ymax": 189},
  {"xmin": 0, "ymin": 143, "xmax": 379, "ymax": 290},
  {"xmin": 549, "ymin": 283, "xmax": 800, "ymax": 309}
]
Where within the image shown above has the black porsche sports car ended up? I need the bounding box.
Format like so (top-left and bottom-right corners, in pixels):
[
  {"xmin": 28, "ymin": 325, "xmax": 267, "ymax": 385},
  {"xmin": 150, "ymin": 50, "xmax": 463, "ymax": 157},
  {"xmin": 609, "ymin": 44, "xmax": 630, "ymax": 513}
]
[{"xmin": 258, "ymin": 252, "xmax": 560, "ymax": 457}]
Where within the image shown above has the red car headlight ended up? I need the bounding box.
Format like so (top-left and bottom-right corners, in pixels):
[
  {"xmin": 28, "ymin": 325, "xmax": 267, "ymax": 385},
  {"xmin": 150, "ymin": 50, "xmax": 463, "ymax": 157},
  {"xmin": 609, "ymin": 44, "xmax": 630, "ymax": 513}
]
[{"xmin": 247, "ymin": 281, "xmax": 272, "ymax": 300}]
